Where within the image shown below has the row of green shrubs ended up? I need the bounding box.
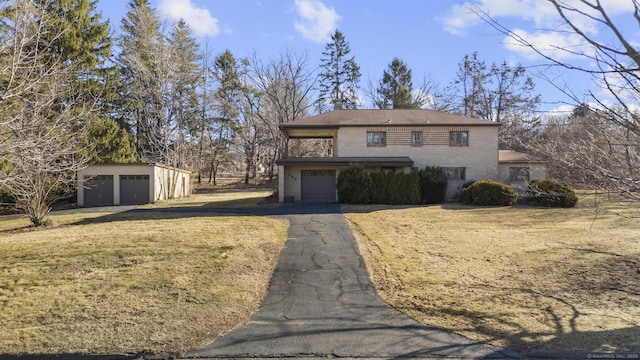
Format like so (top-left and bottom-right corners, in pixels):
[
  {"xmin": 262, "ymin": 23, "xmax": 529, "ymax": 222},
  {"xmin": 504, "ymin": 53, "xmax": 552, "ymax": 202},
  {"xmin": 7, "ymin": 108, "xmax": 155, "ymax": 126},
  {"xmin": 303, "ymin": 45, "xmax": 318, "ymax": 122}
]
[
  {"xmin": 336, "ymin": 165, "xmax": 578, "ymax": 208},
  {"xmin": 336, "ymin": 166, "xmax": 447, "ymax": 205},
  {"xmin": 461, "ymin": 178, "xmax": 578, "ymax": 207}
]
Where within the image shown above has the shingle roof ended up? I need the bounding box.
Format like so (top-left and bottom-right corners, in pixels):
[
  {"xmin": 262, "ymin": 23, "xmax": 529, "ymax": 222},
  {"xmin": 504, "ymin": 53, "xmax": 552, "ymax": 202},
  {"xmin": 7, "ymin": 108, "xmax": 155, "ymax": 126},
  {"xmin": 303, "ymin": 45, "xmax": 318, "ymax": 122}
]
[
  {"xmin": 281, "ymin": 109, "xmax": 498, "ymax": 128},
  {"xmin": 499, "ymin": 150, "xmax": 546, "ymax": 163}
]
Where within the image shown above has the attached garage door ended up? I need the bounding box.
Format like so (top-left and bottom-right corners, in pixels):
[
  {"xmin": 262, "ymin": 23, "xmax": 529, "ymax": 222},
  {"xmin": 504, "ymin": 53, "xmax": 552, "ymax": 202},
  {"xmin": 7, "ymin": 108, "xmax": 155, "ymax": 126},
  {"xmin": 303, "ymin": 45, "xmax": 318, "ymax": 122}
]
[
  {"xmin": 120, "ymin": 175, "xmax": 150, "ymax": 205},
  {"xmin": 84, "ymin": 175, "xmax": 114, "ymax": 207},
  {"xmin": 301, "ymin": 170, "xmax": 336, "ymax": 202}
]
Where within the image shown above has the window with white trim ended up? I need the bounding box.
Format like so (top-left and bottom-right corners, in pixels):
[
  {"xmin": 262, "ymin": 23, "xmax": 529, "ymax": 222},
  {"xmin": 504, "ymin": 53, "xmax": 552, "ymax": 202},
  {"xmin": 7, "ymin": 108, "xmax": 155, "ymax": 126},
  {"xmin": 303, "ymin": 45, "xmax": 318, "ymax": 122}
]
[
  {"xmin": 509, "ymin": 167, "xmax": 530, "ymax": 181},
  {"xmin": 449, "ymin": 131, "xmax": 469, "ymax": 147},
  {"xmin": 411, "ymin": 131, "xmax": 423, "ymax": 146},
  {"xmin": 444, "ymin": 167, "xmax": 466, "ymax": 181},
  {"xmin": 367, "ymin": 131, "xmax": 386, "ymax": 147}
]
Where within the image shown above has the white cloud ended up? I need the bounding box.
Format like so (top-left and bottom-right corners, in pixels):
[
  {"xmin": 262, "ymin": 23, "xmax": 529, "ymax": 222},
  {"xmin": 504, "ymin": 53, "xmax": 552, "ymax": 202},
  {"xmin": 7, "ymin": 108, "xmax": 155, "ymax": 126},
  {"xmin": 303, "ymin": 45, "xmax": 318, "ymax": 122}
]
[
  {"xmin": 443, "ymin": 0, "xmax": 636, "ymax": 35},
  {"xmin": 504, "ymin": 28, "xmax": 590, "ymax": 60},
  {"xmin": 442, "ymin": 0, "xmax": 558, "ymax": 35},
  {"xmin": 443, "ymin": 0, "xmax": 637, "ymax": 62},
  {"xmin": 413, "ymin": 89, "xmax": 436, "ymax": 110},
  {"xmin": 158, "ymin": 0, "xmax": 220, "ymax": 37},
  {"xmin": 293, "ymin": 0, "xmax": 341, "ymax": 43}
]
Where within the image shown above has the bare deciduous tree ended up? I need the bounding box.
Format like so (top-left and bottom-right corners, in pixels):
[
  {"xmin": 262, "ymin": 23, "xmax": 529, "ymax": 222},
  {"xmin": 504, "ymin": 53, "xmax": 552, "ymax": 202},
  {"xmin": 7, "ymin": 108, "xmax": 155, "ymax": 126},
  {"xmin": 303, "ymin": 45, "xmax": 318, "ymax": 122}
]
[
  {"xmin": 1, "ymin": 0, "xmax": 94, "ymax": 226},
  {"xmin": 474, "ymin": 0, "xmax": 640, "ymax": 195},
  {"xmin": 446, "ymin": 52, "xmax": 541, "ymax": 148},
  {"xmin": 247, "ymin": 50, "xmax": 316, "ymax": 180},
  {"xmin": 530, "ymin": 106, "xmax": 640, "ymax": 199}
]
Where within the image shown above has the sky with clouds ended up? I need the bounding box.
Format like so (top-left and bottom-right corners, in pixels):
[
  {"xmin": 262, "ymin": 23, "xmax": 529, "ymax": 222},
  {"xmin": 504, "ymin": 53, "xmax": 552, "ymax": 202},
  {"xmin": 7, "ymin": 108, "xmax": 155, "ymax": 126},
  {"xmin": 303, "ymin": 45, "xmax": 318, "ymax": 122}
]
[{"xmin": 97, "ymin": 0, "xmax": 638, "ymax": 113}]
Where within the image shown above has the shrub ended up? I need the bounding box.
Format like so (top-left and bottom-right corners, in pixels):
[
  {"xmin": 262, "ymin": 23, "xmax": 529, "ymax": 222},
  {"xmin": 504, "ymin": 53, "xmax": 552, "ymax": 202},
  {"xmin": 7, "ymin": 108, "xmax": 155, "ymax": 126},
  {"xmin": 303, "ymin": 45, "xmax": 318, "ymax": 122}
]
[
  {"xmin": 527, "ymin": 179, "xmax": 578, "ymax": 208},
  {"xmin": 370, "ymin": 171, "xmax": 420, "ymax": 205},
  {"xmin": 0, "ymin": 187, "xmax": 15, "ymax": 204},
  {"xmin": 418, "ymin": 167, "xmax": 448, "ymax": 204},
  {"xmin": 337, "ymin": 166, "xmax": 421, "ymax": 205},
  {"xmin": 369, "ymin": 171, "xmax": 388, "ymax": 204},
  {"xmin": 337, "ymin": 166, "xmax": 371, "ymax": 204},
  {"xmin": 460, "ymin": 180, "xmax": 476, "ymax": 204},
  {"xmin": 462, "ymin": 179, "xmax": 518, "ymax": 206},
  {"xmin": 396, "ymin": 172, "xmax": 420, "ymax": 205}
]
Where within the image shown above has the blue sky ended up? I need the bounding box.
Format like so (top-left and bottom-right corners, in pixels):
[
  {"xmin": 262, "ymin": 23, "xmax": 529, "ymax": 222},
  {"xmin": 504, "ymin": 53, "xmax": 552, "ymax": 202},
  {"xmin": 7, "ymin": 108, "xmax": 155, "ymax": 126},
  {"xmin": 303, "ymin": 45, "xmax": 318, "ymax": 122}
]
[{"xmin": 96, "ymin": 0, "xmax": 638, "ymax": 114}]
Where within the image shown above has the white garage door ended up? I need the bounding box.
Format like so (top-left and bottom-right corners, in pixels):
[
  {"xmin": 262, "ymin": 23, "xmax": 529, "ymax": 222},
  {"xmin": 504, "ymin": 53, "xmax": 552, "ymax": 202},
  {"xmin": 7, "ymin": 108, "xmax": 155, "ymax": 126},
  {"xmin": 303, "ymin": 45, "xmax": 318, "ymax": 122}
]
[{"xmin": 301, "ymin": 170, "xmax": 336, "ymax": 202}]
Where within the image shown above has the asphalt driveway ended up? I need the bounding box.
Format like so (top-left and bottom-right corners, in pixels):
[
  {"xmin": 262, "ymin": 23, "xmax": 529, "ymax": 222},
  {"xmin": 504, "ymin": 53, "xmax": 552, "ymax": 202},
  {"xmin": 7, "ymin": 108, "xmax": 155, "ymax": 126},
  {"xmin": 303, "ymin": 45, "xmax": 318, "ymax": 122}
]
[{"xmin": 185, "ymin": 203, "xmax": 521, "ymax": 359}]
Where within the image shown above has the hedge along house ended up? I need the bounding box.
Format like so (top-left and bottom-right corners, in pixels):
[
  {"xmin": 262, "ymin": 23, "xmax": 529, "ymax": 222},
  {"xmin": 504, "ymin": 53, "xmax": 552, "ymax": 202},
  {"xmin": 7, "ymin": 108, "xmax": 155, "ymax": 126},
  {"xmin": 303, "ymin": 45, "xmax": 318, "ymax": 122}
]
[
  {"xmin": 77, "ymin": 163, "xmax": 191, "ymax": 207},
  {"xmin": 278, "ymin": 108, "xmax": 544, "ymax": 202}
]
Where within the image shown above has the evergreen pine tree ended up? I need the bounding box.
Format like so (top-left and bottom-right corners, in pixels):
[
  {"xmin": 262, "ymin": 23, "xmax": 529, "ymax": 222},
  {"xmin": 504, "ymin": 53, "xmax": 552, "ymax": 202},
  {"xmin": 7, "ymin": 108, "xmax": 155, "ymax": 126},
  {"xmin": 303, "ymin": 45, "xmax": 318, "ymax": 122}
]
[
  {"xmin": 318, "ymin": 29, "xmax": 361, "ymax": 111},
  {"xmin": 167, "ymin": 19, "xmax": 201, "ymax": 169},
  {"xmin": 208, "ymin": 50, "xmax": 243, "ymax": 184},
  {"xmin": 117, "ymin": 0, "xmax": 165, "ymax": 161},
  {"xmin": 25, "ymin": 0, "xmax": 137, "ymax": 164},
  {"xmin": 376, "ymin": 58, "xmax": 416, "ymax": 109}
]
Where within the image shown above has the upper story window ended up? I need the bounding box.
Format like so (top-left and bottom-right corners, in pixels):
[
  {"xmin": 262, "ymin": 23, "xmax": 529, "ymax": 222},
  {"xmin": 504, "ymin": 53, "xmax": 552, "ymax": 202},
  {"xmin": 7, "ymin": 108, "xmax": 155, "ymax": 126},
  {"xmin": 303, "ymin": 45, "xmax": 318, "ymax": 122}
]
[
  {"xmin": 444, "ymin": 167, "xmax": 466, "ymax": 182},
  {"xmin": 367, "ymin": 131, "xmax": 386, "ymax": 147},
  {"xmin": 449, "ymin": 131, "xmax": 469, "ymax": 147},
  {"xmin": 510, "ymin": 167, "xmax": 530, "ymax": 182},
  {"xmin": 411, "ymin": 131, "xmax": 423, "ymax": 146}
]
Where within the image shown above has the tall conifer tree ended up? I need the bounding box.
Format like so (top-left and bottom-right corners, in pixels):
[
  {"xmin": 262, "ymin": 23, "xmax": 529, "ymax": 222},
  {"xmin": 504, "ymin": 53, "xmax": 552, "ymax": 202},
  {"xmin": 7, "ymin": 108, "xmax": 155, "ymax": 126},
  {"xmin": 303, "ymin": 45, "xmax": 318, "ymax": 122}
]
[
  {"xmin": 117, "ymin": 0, "xmax": 165, "ymax": 161},
  {"xmin": 376, "ymin": 58, "xmax": 416, "ymax": 109},
  {"xmin": 167, "ymin": 19, "xmax": 201, "ymax": 169},
  {"xmin": 317, "ymin": 29, "xmax": 361, "ymax": 111}
]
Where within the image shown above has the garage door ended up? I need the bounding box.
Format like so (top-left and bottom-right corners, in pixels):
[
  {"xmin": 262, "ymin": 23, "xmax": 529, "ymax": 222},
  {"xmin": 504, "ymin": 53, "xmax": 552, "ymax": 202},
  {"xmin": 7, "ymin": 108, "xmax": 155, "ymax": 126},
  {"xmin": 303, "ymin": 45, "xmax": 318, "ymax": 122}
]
[
  {"xmin": 301, "ymin": 170, "xmax": 336, "ymax": 202},
  {"xmin": 120, "ymin": 175, "xmax": 150, "ymax": 205},
  {"xmin": 84, "ymin": 175, "xmax": 114, "ymax": 207}
]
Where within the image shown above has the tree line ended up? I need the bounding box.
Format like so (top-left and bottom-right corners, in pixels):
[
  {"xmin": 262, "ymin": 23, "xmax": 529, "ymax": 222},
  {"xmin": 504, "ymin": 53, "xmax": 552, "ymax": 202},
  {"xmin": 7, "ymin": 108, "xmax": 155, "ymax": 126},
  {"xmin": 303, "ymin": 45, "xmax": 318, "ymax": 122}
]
[{"xmin": 1, "ymin": 0, "xmax": 638, "ymax": 226}]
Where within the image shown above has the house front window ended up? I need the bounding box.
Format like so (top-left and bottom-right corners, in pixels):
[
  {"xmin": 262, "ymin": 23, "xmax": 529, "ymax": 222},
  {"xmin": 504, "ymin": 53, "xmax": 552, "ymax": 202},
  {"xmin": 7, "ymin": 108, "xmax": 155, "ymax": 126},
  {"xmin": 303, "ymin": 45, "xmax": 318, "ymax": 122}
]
[
  {"xmin": 510, "ymin": 167, "xmax": 530, "ymax": 182},
  {"xmin": 444, "ymin": 167, "xmax": 466, "ymax": 181},
  {"xmin": 411, "ymin": 131, "xmax": 423, "ymax": 146},
  {"xmin": 449, "ymin": 131, "xmax": 469, "ymax": 147},
  {"xmin": 367, "ymin": 131, "xmax": 386, "ymax": 147}
]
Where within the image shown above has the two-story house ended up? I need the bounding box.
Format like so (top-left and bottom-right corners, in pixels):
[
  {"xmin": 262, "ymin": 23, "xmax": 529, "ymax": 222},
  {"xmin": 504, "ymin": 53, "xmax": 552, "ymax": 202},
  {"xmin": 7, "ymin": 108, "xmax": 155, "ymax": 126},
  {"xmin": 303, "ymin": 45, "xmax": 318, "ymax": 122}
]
[{"xmin": 277, "ymin": 108, "xmax": 545, "ymax": 202}]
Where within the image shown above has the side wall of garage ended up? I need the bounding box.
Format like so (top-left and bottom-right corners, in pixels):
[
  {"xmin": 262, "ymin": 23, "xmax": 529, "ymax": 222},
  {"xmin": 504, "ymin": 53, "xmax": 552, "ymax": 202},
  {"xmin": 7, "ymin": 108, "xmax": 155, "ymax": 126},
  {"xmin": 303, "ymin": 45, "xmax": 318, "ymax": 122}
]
[{"xmin": 152, "ymin": 166, "xmax": 191, "ymax": 201}]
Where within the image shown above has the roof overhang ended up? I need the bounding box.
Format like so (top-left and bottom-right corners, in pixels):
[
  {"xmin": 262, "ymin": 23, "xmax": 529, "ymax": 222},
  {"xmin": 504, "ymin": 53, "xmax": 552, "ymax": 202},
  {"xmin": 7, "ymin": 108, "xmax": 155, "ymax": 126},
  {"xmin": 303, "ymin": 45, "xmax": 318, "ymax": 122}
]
[
  {"xmin": 498, "ymin": 150, "xmax": 546, "ymax": 164},
  {"xmin": 281, "ymin": 125, "xmax": 338, "ymax": 139},
  {"xmin": 277, "ymin": 156, "xmax": 414, "ymax": 167}
]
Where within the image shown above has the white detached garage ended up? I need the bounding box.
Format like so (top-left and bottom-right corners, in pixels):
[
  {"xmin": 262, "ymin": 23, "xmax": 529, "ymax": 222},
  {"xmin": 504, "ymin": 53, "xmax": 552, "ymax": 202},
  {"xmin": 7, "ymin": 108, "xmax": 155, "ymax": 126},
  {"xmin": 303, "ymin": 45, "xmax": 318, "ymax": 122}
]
[{"xmin": 77, "ymin": 163, "xmax": 191, "ymax": 207}]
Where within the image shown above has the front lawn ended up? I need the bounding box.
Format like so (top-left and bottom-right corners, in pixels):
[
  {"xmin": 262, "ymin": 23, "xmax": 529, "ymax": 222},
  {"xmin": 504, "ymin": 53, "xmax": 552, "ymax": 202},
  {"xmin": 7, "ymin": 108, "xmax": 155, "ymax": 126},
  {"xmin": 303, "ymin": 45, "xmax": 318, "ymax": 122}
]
[
  {"xmin": 0, "ymin": 189, "xmax": 288, "ymax": 356},
  {"xmin": 344, "ymin": 192, "xmax": 640, "ymax": 352}
]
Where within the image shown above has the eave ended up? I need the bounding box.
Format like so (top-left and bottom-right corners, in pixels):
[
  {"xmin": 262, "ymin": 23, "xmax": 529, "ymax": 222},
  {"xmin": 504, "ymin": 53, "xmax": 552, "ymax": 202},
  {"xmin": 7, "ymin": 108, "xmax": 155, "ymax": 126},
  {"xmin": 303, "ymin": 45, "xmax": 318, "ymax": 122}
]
[{"xmin": 276, "ymin": 156, "xmax": 414, "ymax": 167}]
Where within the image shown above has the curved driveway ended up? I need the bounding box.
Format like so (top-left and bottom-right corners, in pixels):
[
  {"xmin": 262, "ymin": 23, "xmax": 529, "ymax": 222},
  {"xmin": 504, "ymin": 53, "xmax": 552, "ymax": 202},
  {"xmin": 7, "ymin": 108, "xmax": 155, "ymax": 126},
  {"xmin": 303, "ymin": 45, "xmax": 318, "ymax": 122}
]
[{"xmin": 185, "ymin": 203, "xmax": 521, "ymax": 359}]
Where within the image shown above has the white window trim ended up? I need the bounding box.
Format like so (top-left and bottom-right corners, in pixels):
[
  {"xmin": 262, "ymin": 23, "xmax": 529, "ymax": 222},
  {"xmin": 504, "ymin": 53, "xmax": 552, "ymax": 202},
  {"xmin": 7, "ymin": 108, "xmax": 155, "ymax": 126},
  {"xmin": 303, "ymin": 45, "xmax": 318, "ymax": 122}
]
[
  {"xmin": 449, "ymin": 131, "xmax": 469, "ymax": 147},
  {"xmin": 367, "ymin": 131, "xmax": 387, "ymax": 147}
]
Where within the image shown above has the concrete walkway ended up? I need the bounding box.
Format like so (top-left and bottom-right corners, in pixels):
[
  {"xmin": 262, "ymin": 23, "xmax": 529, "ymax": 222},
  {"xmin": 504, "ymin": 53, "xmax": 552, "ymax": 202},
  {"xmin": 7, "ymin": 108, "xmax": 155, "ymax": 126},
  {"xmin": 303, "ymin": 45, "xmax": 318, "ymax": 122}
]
[{"xmin": 186, "ymin": 203, "xmax": 521, "ymax": 359}]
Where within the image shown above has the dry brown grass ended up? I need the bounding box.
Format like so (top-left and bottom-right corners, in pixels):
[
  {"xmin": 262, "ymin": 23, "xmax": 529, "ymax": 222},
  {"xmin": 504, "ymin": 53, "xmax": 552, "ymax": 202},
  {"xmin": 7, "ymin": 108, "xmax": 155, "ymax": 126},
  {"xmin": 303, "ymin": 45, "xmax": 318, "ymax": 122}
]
[
  {"xmin": 0, "ymin": 189, "xmax": 288, "ymax": 356},
  {"xmin": 151, "ymin": 188, "xmax": 276, "ymax": 209},
  {"xmin": 344, "ymin": 192, "xmax": 640, "ymax": 352}
]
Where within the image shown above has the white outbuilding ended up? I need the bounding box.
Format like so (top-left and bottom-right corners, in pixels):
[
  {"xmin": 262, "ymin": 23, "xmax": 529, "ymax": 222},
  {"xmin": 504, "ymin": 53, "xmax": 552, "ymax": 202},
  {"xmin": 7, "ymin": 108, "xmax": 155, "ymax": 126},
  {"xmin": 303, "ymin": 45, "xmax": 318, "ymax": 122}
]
[{"xmin": 77, "ymin": 163, "xmax": 191, "ymax": 207}]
